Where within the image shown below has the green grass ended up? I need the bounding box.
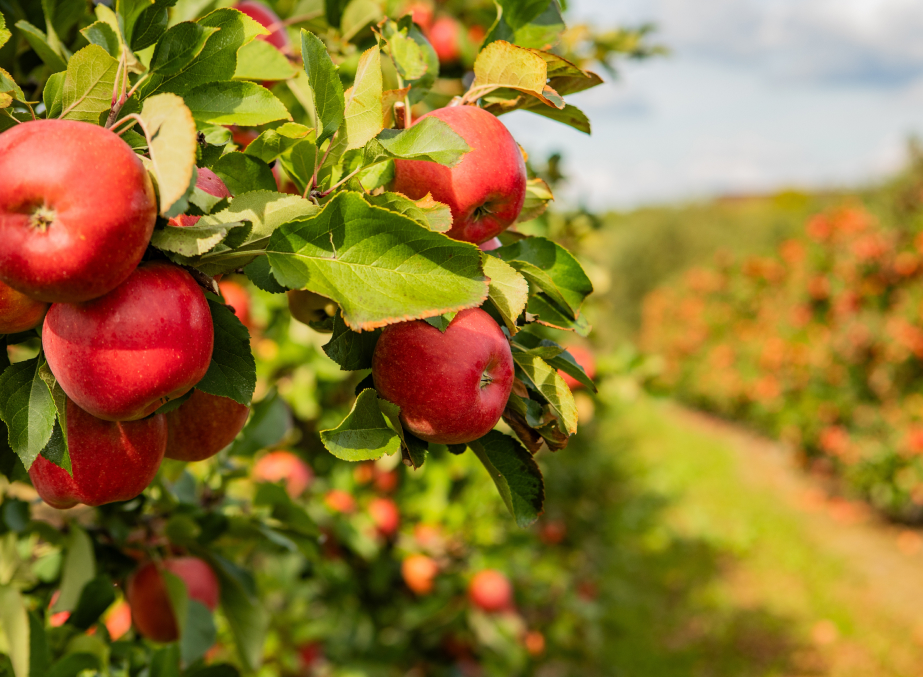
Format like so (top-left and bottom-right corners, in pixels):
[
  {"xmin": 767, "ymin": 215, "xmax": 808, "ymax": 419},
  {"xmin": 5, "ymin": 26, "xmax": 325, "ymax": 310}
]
[{"xmin": 556, "ymin": 388, "xmax": 923, "ymax": 676}]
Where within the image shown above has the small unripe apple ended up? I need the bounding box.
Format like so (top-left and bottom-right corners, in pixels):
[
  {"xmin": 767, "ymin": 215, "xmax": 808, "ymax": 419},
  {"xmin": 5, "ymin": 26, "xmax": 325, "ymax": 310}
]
[
  {"xmin": 43, "ymin": 262, "xmax": 214, "ymax": 422},
  {"xmin": 104, "ymin": 600, "xmax": 132, "ymax": 640},
  {"xmin": 368, "ymin": 497, "xmax": 400, "ymax": 537},
  {"xmin": 427, "ymin": 16, "xmax": 461, "ymax": 63},
  {"xmin": 28, "ymin": 399, "xmax": 167, "ymax": 509},
  {"xmin": 235, "ymin": 1, "xmax": 290, "ymax": 52},
  {"xmin": 372, "ymin": 308, "xmax": 514, "ymax": 444},
  {"xmin": 0, "ymin": 279, "xmax": 47, "ymax": 333},
  {"xmin": 468, "ymin": 569, "xmax": 513, "ymax": 612},
  {"xmin": 402, "ymin": 554, "xmax": 438, "ymax": 594},
  {"xmin": 218, "ymin": 279, "xmax": 253, "ymax": 330},
  {"xmin": 169, "ymin": 168, "xmax": 232, "ymax": 228},
  {"xmin": 324, "ymin": 488, "xmax": 356, "ymax": 513},
  {"xmin": 0, "ymin": 119, "xmax": 157, "ymax": 303},
  {"xmin": 165, "ymin": 390, "xmax": 250, "ymax": 462},
  {"xmin": 559, "ymin": 345, "xmax": 596, "ymax": 390},
  {"xmin": 392, "ymin": 106, "xmax": 527, "ymax": 244},
  {"xmin": 126, "ymin": 557, "xmax": 220, "ymax": 643},
  {"xmin": 288, "ymin": 290, "xmax": 335, "ymax": 326},
  {"xmin": 253, "ymin": 451, "xmax": 313, "ymax": 497}
]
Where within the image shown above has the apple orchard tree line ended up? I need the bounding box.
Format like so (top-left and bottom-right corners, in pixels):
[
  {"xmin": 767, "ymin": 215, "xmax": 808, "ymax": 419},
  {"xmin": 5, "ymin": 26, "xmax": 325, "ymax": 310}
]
[{"xmin": 0, "ymin": 0, "xmax": 612, "ymax": 672}]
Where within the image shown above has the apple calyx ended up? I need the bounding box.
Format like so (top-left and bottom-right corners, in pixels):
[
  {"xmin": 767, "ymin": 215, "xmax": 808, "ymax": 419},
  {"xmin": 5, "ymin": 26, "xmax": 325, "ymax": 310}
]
[{"xmin": 29, "ymin": 205, "xmax": 56, "ymax": 232}]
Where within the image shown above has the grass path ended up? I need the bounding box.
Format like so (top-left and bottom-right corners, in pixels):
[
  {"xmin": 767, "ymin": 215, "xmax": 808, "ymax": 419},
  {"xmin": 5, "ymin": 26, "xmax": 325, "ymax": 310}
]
[{"xmin": 609, "ymin": 396, "xmax": 923, "ymax": 676}]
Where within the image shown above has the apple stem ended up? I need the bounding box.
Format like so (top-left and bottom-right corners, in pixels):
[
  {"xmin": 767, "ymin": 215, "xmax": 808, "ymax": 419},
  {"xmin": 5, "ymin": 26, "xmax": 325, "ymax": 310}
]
[
  {"xmin": 109, "ymin": 114, "xmax": 152, "ymax": 147},
  {"xmin": 104, "ymin": 50, "xmax": 129, "ymax": 128},
  {"xmin": 29, "ymin": 205, "xmax": 56, "ymax": 232},
  {"xmin": 309, "ymin": 133, "xmax": 338, "ymax": 198}
]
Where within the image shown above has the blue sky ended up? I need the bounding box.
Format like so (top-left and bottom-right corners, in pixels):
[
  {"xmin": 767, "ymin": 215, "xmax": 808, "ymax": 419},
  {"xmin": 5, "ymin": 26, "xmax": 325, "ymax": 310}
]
[{"xmin": 502, "ymin": 0, "xmax": 923, "ymax": 210}]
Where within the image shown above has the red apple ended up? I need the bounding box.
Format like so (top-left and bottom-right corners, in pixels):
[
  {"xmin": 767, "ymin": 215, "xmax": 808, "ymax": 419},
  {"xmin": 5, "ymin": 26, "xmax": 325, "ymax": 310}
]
[
  {"xmin": 402, "ymin": 554, "xmax": 438, "ymax": 594},
  {"xmin": 368, "ymin": 497, "xmax": 400, "ymax": 537},
  {"xmin": 427, "ymin": 16, "xmax": 461, "ymax": 63},
  {"xmin": 126, "ymin": 557, "xmax": 220, "ymax": 643},
  {"xmin": 28, "ymin": 399, "xmax": 166, "ymax": 509},
  {"xmin": 0, "ymin": 279, "xmax": 47, "ymax": 333},
  {"xmin": 104, "ymin": 600, "xmax": 133, "ymax": 640},
  {"xmin": 372, "ymin": 307, "xmax": 514, "ymax": 444},
  {"xmin": 0, "ymin": 119, "xmax": 156, "ymax": 303},
  {"xmin": 235, "ymin": 1, "xmax": 290, "ymax": 52},
  {"xmin": 324, "ymin": 488, "xmax": 356, "ymax": 513},
  {"xmin": 253, "ymin": 451, "xmax": 313, "ymax": 498},
  {"xmin": 478, "ymin": 237, "xmax": 502, "ymax": 252},
  {"xmin": 468, "ymin": 569, "xmax": 513, "ymax": 612},
  {"xmin": 298, "ymin": 642, "xmax": 324, "ymax": 670},
  {"xmin": 229, "ymin": 126, "xmax": 259, "ymax": 150},
  {"xmin": 558, "ymin": 345, "xmax": 595, "ymax": 390},
  {"xmin": 403, "ymin": 1, "xmax": 434, "ymax": 30},
  {"xmin": 218, "ymin": 279, "xmax": 253, "ymax": 329},
  {"xmin": 373, "ymin": 468, "xmax": 399, "ymax": 493},
  {"xmin": 524, "ymin": 630, "xmax": 545, "ymax": 656},
  {"xmin": 392, "ymin": 106, "xmax": 527, "ymax": 244},
  {"xmin": 169, "ymin": 168, "xmax": 232, "ymax": 228},
  {"xmin": 43, "ymin": 262, "xmax": 214, "ymax": 422},
  {"xmin": 165, "ymin": 390, "xmax": 250, "ymax": 462}
]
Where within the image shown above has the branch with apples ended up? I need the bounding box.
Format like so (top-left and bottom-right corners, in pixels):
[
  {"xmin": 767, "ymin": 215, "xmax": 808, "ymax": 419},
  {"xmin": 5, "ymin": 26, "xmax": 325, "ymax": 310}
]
[{"xmin": 0, "ymin": 0, "xmax": 655, "ymax": 672}]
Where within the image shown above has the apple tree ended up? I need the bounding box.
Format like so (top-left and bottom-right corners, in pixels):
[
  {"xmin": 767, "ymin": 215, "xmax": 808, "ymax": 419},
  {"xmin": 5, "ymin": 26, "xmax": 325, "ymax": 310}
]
[{"xmin": 0, "ymin": 0, "xmax": 658, "ymax": 673}]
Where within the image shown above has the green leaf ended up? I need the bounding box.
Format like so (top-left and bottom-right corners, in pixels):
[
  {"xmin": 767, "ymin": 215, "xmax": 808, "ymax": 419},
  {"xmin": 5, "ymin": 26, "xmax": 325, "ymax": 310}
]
[
  {"xmin": 131, "ymin": 1, "xmax": 172, "ymax": 51},
  {"xmin": 244, "ymin": 256, "xmax": 289, "ymax": 293},
  {"xmin": 209, "ymin": 554, "xmax": 267, "ymax": 670},
  {"xmin": 527, "ymin": 293, "xmax": 591, "ymax": 336},
  {"xmin": 0, "ymin": 357, "xmax": 57, "ymax": 471},
  {"xmin": 184, "ymin": 80, "xmax": 292, "ymax": 126},
  {"xmin": 497, "ymin": 0, "xmax": 550, "ymax": 29},
  {"xmin": 529, "ymin": 102, "xmax": 590, "ymax": 134},
  {"xmin": 15, "ymin": 21, "xmax": 67, "ymax": 72},
  {"xmin": 0, "ymin": 13, "xmax": 10, "ymax": 51},
  {"xmin": 328, "ymin": 45, "xmax": 383, "ymax": 158},
  {"xmin": 422, "ymin": 312, "xmax": 456, "ymax": 332},
  {"xmin": 468, "ymin": 40, "xmax": 562, "ymax": 109},
  {"xmin": 243, "ymin": 123, "xmax": 312, "ymax": 162},
  {"xmin": 150, "ymin": 644, "xmax": 181, "ymax": 677},
  {"xmin": 148, "ymin": 21, "xmax": 218, "ymax": 76},
  {"xmin": 341, "ymin": 0, "xmax": 382, "ymax": 40},
  {"xmin": 511, "ymin": 351, "xmax": 577, "ymax": 434},
  {"xmin": 59, "ymin": 45, "xmax": 119, "ymax": 122},
  {"xmin": 53, "ymin": 527, "xmax": 96, "ymax": 613},
  {"xmin": 195, "ymin": 299, "xmax": 256, "ymax": 406},
  {"xmin": 152, "ymin": 222, "xmax": 246, "ymax": 256},
  {"xmin": 278, "ymin": 138, "xmax": 318, "ymax": 194},
  {"xmin": 266, "ymin": 191, "xmax": 488, "ymax": 331},
  {"xmin": 0, "ymin": 586, "xmax": 29, "ymax": 677},
  {"xmin": 376, "ymin": 396, "xmax": 428, "ymax": 468},
  {"xmin": 385, "ymin": 18, "xmax": 438, "ymax": 104},
  {"xmin": 300, "ymin": 29, "xmax": 345, "ymax": 145},
  {"xmin": 181, "ymin": 600, "xmax": 217, "ymax": 665},
  {"xmin": 140, "ymin": 92, "xmax": 199, "ymax": 217},
  {"xmin": 363, "ymin": 117, "xmax": 470, "ymax": 166},
  {"xmin": 79, "ymin": 21, "xmax": 120, "ymax": 57},
  {"xmin": 66, "ymin": 575, "xmax": 116, "ymax": 630},
  {"xmin": 162, "ymin": 569, "xmax": 189, "ymax": 638},
  {"xmin": 37, "ymin": 362, "xmax": 70, "ymax": 472},
  {"xmin": 234, "ymin": 39, "xmax": 296, "ymax": 81},
  {"xmin": 386, "ymin": 29, "xmax": 427, "ymax": 80},
  {"xmin": 517, "ymin": 177, "xmax": 554, "ymax": 223},
  {"xmin": 320, "ymin": 389, "xmax": 401, "ymax": 461},
  {"xmin": 322, "ymin": 312, "xmax": 381, "ymax": 370},
  {"xmin": 469, "ymin": 431, "xmax": 544, "ymax": 527},
  {"xmin": 485, "ymin": 0, "xmax": 565, "ymax": 51},
  {"xmin": 228, "ymin": 389, "xmax": 291, "ymax": 457},
  {"xmin": 512, "ymin": 332, "xmax": 596, "ymax": 392},
  {"xmin": 28, "ymin": 611, "xmax": 49, "ymax": 677},
  {"xmin": 483, "ymin": 253, "xmax": 528, "ymax": 333},
  {"xmin": 211, "ymin": 152, "xmax": 278, "ymax": 195},
  {"xmin": 141, "ymin": 8, "xmax": 267, "ymax": 98},
  {"xmin": 365, "ymin": 192, "xmax": 451, "ymax": 233},
  {"xmin": 204, "ymin": 191, "xmax": 320, "ymax": 244},
  {"xmin": 491, "ymin": 237, "xmax": 592, "ymax": 319}
]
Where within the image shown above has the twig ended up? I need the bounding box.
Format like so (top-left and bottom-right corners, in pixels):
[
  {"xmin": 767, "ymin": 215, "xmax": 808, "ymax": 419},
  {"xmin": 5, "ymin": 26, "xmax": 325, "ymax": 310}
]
[
  {"xmin": 318, "ymin": 165, "xmax": 363, "ymax": 198},
  {"xmin": 308, "ymin": 131, "xmax": 338, "ymax": 197}
]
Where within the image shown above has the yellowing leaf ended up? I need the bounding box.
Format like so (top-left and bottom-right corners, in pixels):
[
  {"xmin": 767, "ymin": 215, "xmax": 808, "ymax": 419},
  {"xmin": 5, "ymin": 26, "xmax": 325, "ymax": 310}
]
[
  {"xmin": 139, "ymin": 93, "xmax": 198, "ymax": 216},
  {"xmin": 467, "ymin": 40, "xmax": 563, "ymax": 109}
]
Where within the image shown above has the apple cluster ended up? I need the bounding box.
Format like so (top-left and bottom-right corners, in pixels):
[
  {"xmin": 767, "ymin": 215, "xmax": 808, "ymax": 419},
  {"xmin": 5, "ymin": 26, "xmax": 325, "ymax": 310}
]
[{"xmin": 0, "ymin": 119, "xmax": 250, "ymax": 510}]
